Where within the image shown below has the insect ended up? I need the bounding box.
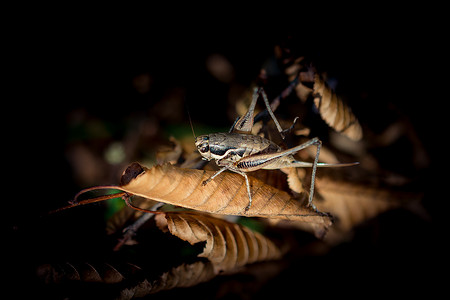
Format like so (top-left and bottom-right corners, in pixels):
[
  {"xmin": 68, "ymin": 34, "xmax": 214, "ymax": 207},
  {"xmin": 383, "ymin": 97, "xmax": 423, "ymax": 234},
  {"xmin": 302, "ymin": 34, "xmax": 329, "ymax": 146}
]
[{"xmin": 195, "ymin": 87, "xmax": 358, "ymax": 213}]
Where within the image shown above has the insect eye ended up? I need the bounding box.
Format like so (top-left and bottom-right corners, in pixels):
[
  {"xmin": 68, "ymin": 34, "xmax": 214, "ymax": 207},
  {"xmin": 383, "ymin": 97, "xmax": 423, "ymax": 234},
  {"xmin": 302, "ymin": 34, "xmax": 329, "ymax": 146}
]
[{"xmin": 200, "ymin": 144, "xmax": 209, "ymax": 153}]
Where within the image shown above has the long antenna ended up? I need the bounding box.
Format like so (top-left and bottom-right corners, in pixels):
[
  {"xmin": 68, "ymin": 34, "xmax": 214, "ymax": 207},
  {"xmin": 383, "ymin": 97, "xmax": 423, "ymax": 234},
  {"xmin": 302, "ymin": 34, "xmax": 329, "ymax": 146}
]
[{"xmin": 186, "ymin": 101, "xmax": 196, "ymax": 139}]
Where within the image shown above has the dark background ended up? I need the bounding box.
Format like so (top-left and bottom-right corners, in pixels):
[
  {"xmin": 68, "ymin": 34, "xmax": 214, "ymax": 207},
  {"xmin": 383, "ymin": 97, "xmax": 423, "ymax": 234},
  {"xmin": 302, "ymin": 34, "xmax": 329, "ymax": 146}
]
[{"xmin": 4, "ymin": 11, "xmax": 443, "ymax": 299}]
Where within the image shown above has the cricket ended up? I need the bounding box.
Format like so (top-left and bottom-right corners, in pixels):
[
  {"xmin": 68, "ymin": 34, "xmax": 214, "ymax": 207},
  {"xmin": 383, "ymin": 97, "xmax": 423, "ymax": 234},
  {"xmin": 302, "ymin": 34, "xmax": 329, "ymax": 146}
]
[{"xmin": 195, "ymin": 87, "xmax": 358, "ymax": 213}]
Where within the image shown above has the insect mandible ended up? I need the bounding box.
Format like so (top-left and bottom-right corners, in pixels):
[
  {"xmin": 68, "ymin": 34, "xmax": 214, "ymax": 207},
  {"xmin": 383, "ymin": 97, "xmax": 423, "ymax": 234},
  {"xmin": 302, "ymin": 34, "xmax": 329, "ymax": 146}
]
[{"xmin": 195, "ymin": 87, "xmax": 358, "ymax": 213}]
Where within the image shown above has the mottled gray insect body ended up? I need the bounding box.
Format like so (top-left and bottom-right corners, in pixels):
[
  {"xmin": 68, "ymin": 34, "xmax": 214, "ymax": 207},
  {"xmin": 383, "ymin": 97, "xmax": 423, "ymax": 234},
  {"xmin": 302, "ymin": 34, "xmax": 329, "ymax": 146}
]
[{"xmin": 196, "ymin": 132, "xmax": 278, "ymax": 163}]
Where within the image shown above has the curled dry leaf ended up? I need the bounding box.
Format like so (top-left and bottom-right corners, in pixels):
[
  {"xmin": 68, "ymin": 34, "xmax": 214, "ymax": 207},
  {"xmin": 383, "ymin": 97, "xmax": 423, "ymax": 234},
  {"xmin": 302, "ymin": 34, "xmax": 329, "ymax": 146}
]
[
  {"xmin": 279, "ymin": 53, "xmax": 362, "ymax": 140},
  {"xmin": 313, "ymin": 74, "xmax": 363, "ymax": 141},
  {"xmin": 155, "ymin": 211, "xmax": 283, "ymax": 274},
  {"xmin": 155, "ymin": 136, "xmax": 183, "ymax": 165},
  {"xmin": 281, "ymin": 167, "xmax": 306, "ymax": 195},
  {"xmin": 315, "ymin": 178, "xmax": 423, "ymax": 241},
  {"xmin": 118, "ymin": 162, "xmax": 332, "ymax": 237},
  {"xmin": 120, "ymin": 261, "xmax": 216, "ymax": 299},
  {"xmin": 284, "ymin": 56, "xmax": 315, "ymax": 102},
  {"xmin": 38, "ymin": 260, "xmax": 216, "ymax": 299},
  {"xmin": 38, "ymin": 262, "xmax": 138, "ymax": 284},
  {"xmin": 283, "ymin": 171, "xmax": 423, "ymax": 244}
]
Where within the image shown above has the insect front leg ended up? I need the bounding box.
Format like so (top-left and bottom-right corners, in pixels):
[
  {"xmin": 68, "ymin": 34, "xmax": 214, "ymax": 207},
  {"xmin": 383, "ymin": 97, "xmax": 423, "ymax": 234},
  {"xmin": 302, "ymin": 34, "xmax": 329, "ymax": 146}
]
[
  {"xmin": 201, "ymin": 163, "xmax": 253, "ymax": 213},
  {"xmin": 201, "ymin": 165, "xmax": 229, "ymax": 186},
  {"xmin": 222, "ymin": 164, "xmax": 253, "ymax": 213},
  {"xmin": 201, "ymin": 148, "xmax": 240, "ymax": 186},
  {"xmin": 200, "ymin": 147, "xmax": 255, "ymax": 212},
  {"xmin": 233, "ymin": 170, "xmax": 252, "ymax": 212}
]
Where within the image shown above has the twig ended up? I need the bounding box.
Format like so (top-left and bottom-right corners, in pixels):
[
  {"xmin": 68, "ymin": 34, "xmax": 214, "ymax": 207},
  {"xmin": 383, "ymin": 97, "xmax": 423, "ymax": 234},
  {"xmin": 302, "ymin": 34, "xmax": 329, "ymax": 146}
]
[{"xmin": 114, "ymin": 202, "xmax": 165, "ymax": 251}]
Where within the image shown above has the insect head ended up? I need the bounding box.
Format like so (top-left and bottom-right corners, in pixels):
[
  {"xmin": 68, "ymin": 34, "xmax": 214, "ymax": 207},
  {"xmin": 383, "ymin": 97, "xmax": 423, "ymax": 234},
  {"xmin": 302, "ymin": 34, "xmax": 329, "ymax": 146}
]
[{"xmin": 195, "ymin": 135, "xmax": 211, "ymax": 160}]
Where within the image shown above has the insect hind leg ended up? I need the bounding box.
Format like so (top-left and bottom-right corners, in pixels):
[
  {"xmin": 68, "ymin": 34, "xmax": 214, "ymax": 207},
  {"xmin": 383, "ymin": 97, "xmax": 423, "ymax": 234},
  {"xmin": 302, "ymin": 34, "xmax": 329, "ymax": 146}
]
[
  {"xmin": 287, "ymin": 137, "xmax": 322, "ymax": 211},
  {"xmin": 259, "ymin": 88, "xmax": 285, "ymax": 139},
  {"xmin": 308, "ymin": 137, "xmax": 321, "ymax": 212},
  {"xmin": 231, "ymin": 87, "xmax": 287, "ymax": 139},
  {"xmin": 271, "ymin": 137, "xmax": 322, "ymax": 212}
]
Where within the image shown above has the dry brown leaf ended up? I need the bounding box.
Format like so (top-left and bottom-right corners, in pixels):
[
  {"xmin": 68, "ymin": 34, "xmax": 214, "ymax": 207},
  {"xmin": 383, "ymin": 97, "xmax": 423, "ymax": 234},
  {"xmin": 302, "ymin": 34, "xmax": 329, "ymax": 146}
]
[
  {"xmin": 117, "ymin": 162, "xmax": 332, "ymax": 236},
  {"xmin": 281, "ymin": 167, "xmax": 306, "ymax": 195},
  {"xmin": 279, "ymin": 167, "xmax": 423, "ymax": 243},
  {"xmin": 313, "ymin": 74, "xmax": 363, "ymax": 141},
  {"xmin": 155, "ymin": 211, "xmax": 283, "ymax": 274},
  {"xmin": 38, "ymin": 262, "xmax": 140, "ymax": 284},
  {"xmin": 121, "ymin": 261, "xmax": 216, "ymax": 299},
  {"xmin": 311, "ymin": 177, "xmax": 420, "ymax": 244},
  {"xmin": 155, "ymin": 136, "xmax": 183, "ymax": 165},
  {"xmin": 284, "ymin": 57, "xmax": 315, "ymax": 103},
  {"xmin": 38, "ymin": 260, "xmax": 216, "ymax": 299},
  {"xmin": 279, "ymin": 54, "xmax": 362, "ymax": 140},
  {"xmin": 315, "ymin": 178, "xmax": 406, "ymax": 234}
]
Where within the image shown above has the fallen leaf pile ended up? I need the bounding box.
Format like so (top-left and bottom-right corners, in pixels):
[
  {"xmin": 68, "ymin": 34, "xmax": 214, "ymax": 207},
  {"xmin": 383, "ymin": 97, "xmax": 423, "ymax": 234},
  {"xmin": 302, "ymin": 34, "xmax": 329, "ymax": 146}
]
[
  {"xmin": 39, "ymin": 210, "xmax": 283, "ymax": 298},
  {"xmin": 35, "ymin": 41, "xmax": 428, "ymax": 299}
]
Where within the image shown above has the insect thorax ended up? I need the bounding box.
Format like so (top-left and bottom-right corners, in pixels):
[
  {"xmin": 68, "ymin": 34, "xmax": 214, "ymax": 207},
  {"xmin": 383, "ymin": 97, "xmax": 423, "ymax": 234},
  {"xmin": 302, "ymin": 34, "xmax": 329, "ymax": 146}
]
[{"xmin": 207, "ymin": 132, "xmax": 280, "ymax": 163}]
